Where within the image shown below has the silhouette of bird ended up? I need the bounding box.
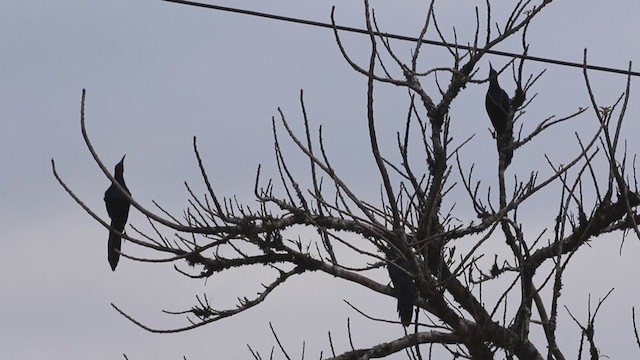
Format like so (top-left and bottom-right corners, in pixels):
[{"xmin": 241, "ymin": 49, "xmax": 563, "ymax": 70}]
[
  {"xmin": 104, "ymin": 155, "xmax": 131, "ymax": 271},
  {"xmin": 387, "ymin": 256, "xmax": 417, "ymax": 327},
  {"xmin": 485, "ymin": 64, "xmax": 513, "ymax": 167}
]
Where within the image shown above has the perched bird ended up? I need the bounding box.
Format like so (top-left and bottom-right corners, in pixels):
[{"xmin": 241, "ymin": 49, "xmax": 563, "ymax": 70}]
[
  {"xmin": 104, "ymin": 155, "xmax": 131, "ymax": 271},
  {"xmin": 387, "ymin": 256, "xmax": 417, "ymax": 327},
  {"xmin": 485, "ymin": 64, "xmax": 513, "ymax": 167}
]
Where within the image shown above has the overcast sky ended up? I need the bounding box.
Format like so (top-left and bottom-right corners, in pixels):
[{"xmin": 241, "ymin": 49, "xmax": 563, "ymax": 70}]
[{"xmin": 2, "ymin": 0, "xmax": 640, "ymax": 359}]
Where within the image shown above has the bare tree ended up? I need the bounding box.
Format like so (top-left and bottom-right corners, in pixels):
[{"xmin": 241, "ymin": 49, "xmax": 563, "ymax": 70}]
[{"xmin": 53, "ymin": 0, "xmax": 640, "ymax": 359}]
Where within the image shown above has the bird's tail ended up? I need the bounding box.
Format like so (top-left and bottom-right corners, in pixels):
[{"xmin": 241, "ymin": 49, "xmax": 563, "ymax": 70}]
[
  {"xmin": 108, "ymin": 229, "xmax": 122, "ymax": 271},
  {"xmin": 504, "ymin": 148, "xmax": 513, "ymax": 168},
  {"xmin": 497, "ymin": 130, "xmax": 513, "ymax": 169},
  {"xmin": 388, "ymin": 257, "xmax": 418, "ymax": 327},
  {"xmin": 397, "ymin": 294, "xmax": 415, "ymax": 327}
]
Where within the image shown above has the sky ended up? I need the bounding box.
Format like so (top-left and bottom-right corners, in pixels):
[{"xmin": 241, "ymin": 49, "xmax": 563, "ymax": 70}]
[{"xmin": 2, "ymin": 0, "xmax": 640, "ymax": 359}]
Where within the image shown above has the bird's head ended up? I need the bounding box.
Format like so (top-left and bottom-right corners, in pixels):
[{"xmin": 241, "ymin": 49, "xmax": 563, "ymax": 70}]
[
  {"xmin": 115, "ymin": 154, "xmax": 126, "ymax": 174},
  {"xmin": 489, "ymin": 63, "xmax": 498, "ymax": 78}
]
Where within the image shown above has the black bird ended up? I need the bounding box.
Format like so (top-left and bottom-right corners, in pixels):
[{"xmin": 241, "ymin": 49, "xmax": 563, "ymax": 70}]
[
  {"xmin": 104, "ymin": 155, "xmax": 131, "ymax": 271},
  {"xmin": 485, "ymin": 64, "xmax": 513, "ymax": 167},
  {"xmin": 387, "ymin": 256, "xmax": 417, "ymax": 327}
]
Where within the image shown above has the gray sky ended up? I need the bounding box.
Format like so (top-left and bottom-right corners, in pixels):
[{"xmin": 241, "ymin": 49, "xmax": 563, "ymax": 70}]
[{"xmin": 2, "ymin": 0, "xmax": 640, "ymax": 359}]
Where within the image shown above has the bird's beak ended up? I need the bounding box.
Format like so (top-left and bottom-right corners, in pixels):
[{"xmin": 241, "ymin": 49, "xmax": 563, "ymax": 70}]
[{"xmin": 120, "ymin": 154, "xmax": 126, "ymax": 164}]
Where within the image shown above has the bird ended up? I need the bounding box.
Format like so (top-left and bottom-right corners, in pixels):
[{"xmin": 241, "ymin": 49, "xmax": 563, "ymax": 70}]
[
  {"xmin": 104, "ymin": 155, "xmax": 131, "ymax": 271},
  {"xmin": 387, "ymin": 255, "xmax": 418, "ymax": 327},
  {"xmin": 485, "ymin": 63, "xmax": 513, "ymax": 168}
]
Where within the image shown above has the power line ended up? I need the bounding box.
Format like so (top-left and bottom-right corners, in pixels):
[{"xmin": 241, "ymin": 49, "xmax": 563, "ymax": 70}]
[{"xmin": 159, "ymin": 0, "xmax": 639, "ymax": 78}]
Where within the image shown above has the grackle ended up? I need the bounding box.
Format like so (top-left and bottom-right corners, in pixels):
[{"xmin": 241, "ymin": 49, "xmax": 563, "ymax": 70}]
[
  {"xmin": 485, "ymin": 64, "xmax": 513, "ymax": 168},
  {"xmin": 104, "ymin": 155, "xmax": 131, "ymax": 271},
  {"xmin": 387, "ymin": 256, "xmax": 417, "ymax": 327}
]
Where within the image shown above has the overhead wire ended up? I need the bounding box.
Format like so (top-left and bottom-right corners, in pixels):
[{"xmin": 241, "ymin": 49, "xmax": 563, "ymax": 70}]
[{"xmin": 159, "ymin": 0, "xmax": 638, "ymax": 78}]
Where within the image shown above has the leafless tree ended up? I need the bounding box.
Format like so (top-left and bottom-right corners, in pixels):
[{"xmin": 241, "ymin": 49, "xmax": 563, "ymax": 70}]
[{"xmin": 53, "ymin": 0, "xmax": 640, "ymax": 359}]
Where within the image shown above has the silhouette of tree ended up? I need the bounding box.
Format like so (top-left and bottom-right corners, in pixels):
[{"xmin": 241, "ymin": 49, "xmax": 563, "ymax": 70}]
[{"xmin": 53, "ymin": 1, "xmax": 640, "ymax": 359}]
